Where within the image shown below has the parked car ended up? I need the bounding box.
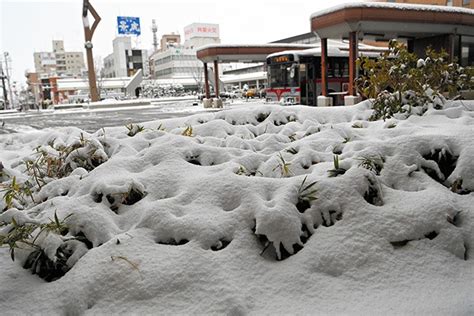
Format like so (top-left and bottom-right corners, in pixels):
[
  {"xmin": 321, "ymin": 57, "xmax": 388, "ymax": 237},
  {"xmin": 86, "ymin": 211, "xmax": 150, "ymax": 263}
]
[
  {"xmin": 198, "ymin": 93, "xmax": 216, "ymax": 100},
  {"xmin": 245, "ymin": 88, "xmax": 257, "ymax": 98},
  {"xmin": 228, "ymin": 90, "xmax": 242, "ymax": 99}
]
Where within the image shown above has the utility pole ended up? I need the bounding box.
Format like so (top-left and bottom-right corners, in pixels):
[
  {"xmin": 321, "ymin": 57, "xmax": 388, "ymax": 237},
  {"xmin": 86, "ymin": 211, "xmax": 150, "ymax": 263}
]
[
  {"xmin": 0, "ymin": 60, "xmax": 9, "ymax": 109},
  {"xmin": 3, "ymin": 52, "xmax": 14, "ymax": 109},
  {"xmin": 82, "ymin": 0, "xmax": 101, "ymax": 102}
]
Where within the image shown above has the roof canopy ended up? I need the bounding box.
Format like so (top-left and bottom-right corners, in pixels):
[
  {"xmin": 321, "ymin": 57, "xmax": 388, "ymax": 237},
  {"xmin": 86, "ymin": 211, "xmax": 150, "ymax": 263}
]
[
  {"xmin": 57, "ymin": 78, "xmax": 131, "ymax": 91},
  {"xmin": 57, "ymin": 70, "xmax": 143, "ymax": 96},
  {"xmin": 310, "ymin": 2, "xmax": 474, "ymax": 40},
  {"xmin": 196, "ymin": 44, "xmax": 316, "ymax": 63}
]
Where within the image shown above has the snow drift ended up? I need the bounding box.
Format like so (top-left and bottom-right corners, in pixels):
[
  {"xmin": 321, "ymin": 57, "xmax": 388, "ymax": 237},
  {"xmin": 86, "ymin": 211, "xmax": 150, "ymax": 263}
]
[{"xmin": 0, "ymin": 100, "xmax": 473, "ymax": 314}]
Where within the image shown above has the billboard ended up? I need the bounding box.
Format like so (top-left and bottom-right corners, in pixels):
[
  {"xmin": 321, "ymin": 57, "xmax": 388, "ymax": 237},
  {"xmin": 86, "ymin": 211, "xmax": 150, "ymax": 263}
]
[
  {"xmin": 117, "ymin": 16, "xmax": 141, "ymax": 35},
  {"xmin": 184, "ymin": 23, "xmax": 219, "ymax": 40}
]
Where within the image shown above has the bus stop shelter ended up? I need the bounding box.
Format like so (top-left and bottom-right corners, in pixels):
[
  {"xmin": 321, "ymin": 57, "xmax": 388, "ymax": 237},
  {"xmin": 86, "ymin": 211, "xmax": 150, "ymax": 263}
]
[
  {"xmin": 310, "ymin": 2, "xmax": 474, "ymax": 105},
  {"xmin": 196, "ymin": 44, "xmax": 315, "ymax": 99}
]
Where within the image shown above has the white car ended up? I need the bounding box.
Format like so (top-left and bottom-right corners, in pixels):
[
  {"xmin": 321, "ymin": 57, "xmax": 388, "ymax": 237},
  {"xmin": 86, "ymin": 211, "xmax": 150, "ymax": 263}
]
[{"xmin": 228, "ymin": 90, "xmax": 242, "ymax": 99}]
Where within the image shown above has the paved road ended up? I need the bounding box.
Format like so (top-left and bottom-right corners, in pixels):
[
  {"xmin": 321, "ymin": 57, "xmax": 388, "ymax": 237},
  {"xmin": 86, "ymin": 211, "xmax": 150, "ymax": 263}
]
[{"xmin": 0, "ymin": 100, "xmax": 219, "ymax": 134}]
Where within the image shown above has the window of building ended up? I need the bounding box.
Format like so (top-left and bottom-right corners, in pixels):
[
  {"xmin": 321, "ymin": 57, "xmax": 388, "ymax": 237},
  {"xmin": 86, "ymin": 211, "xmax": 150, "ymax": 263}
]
[
  {"xmin": 446, "ymin": 0, "xmax": 453, "ymax": 5},
  {"xmin": 460, "ymin": 35, "xmax": 474, "ymax": 66},
  {"xmin": 464, "ymin": 0, "xmax": 470, "ymax": 5}
]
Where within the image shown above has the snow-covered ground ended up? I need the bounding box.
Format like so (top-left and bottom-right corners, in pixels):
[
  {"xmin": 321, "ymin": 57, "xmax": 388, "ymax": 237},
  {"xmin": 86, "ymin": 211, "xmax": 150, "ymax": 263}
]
[
  {"xmin": 0, "ymin": 100, "xmax": 473, "ymax": 314},
  {"xmin": 0, "ymin": 98, "xmax": 248, "ymax": 133}
]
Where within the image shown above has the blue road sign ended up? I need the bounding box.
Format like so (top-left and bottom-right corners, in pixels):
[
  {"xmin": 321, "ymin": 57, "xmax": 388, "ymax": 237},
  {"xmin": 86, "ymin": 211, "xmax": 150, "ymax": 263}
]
[{"xmin": 117, "ymin": 16, "xmax": 141, "ymax": 36}]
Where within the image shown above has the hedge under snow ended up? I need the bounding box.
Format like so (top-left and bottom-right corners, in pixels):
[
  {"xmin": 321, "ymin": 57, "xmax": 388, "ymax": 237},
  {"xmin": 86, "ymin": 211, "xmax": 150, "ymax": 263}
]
[{"xmin": 0, "ymin": 100, "xmax": 473, "ymax": 314}]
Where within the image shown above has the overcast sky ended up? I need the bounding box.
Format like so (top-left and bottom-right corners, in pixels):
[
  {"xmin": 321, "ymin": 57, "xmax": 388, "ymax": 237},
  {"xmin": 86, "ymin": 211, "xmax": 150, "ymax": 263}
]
[{"xmin": 1, "ymin": 0, "xmax": 362, "ymax": 84}]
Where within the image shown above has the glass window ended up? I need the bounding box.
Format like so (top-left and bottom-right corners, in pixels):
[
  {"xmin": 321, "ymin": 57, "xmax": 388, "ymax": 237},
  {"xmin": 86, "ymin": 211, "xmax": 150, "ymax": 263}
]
[
  {"xmin": 461, "ymin": 36, "xmax": 474, "ymax": 66},
  {"xmin": 268, "ymin": 63, "xmax": 299, "ymax": 88}
]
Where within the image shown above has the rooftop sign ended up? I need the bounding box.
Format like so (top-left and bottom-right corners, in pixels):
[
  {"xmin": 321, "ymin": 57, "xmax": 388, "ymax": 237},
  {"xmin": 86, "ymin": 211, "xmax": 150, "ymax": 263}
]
[
  {"xmin": 117, "ymin": 16, "xmax": 141, "ymax": 36},
  {"xmin": 184, "ymin": 23, "xmax": 219, "ymax": 40}
]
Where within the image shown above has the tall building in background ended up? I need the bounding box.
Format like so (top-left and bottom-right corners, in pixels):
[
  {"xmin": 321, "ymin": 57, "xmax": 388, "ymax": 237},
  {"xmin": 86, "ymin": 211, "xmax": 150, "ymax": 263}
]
[
  {"xmin": 33, "ymin": 40, "xmax": 85, "ymax": 78},
  {"xmin": 102, "ymin": 36, "xmax": 149, "ymax": 78},
  {"xmin": 149, "ymin": 23, "xmax": 221, "ymax": 89},
  {"xmin": 160, "ymin": 33, "xmax": 181, "ymax": 51},
  {"xmin": 376, "ymin": 0, "xmax": 473, "ymax": 8},
  {"xmin": 183, "ymin": 23, "xmax": 220, "ymax": 48}
]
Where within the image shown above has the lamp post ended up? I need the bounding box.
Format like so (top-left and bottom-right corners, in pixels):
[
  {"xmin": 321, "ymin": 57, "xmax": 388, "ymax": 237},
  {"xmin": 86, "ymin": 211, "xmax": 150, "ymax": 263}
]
[
  {"xmin": 3, "ymin": 53, "xmax": 14, "ymax": 109},
  {"xmin": 0, "ymin": 61, "xmax": 8, "ymax": 109},
  {"xmin": 82, "ymin": 0, "xmax": 101, "ymax": 102}
]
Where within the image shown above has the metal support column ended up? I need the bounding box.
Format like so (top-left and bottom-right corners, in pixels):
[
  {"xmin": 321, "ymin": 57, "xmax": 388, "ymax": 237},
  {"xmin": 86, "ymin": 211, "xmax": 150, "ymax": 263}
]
[
  {"xmin": 348, "ymin": 31, "xmax": 358, "ymax": 96},
  {"xmin": 203, "ymin": 62, "xmax": 210, "ymax": 99},
  {"xmin": 213, "ymin": 60, "xmax": 219, "ymax": 98},
  {"xmin": 321, "ymin": 38, "xmax": 328, "ymax": 97}
]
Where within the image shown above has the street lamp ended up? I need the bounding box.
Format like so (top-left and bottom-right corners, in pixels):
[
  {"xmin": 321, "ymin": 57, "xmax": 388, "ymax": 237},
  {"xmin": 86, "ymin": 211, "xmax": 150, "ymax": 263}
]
[{"xmin": 2, "ymin": 52, "xmax": 15, "ymax": 109}]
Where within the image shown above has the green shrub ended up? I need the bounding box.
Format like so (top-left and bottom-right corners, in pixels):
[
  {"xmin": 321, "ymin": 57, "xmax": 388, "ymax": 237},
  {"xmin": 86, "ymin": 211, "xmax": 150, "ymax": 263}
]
[
  {"xmin": 23, "ymin": 135, "xmax": 107, "ymax": 186},
  {"xmin": 126, "ymin": 124, "xmax": 145, "ymax": 137},
  {"xmin": 0, "ymin": 211, "xmax": 71, "ymax": 261},
  {"xmin": 328, "ymin": 155, "xmax": 346, "ymax": 177},
  {"xmin": 0, "ymin": 176, "xmax": 35, "ymax": 210},
  {"xmin": 357, "ymin": 40, "xmax": 472, "ymax": 121}
]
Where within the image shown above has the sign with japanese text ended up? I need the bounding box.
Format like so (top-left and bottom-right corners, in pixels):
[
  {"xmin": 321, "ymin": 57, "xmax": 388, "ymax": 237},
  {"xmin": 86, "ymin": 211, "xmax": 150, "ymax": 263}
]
[
  {"xmin": 117, "ymin": 16, "xmax": 141, "ymax": 36},
  {"xmin": 184, "ymin": 23, "xmax": 219, "ymax": 40}
]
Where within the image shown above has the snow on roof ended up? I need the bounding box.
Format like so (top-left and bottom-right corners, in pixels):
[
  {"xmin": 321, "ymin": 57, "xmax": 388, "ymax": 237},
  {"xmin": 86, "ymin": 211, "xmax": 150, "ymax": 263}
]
[
  {"xmin": 221, "ymin": 71, "xmax": 267, "ymax": 84},
  {"xmin": 197, "ymin": 43, "xmax": 317, "ymax": 51},
  {"xmin": 147, "ymin": 77, "xmax": 200, "ymax": 86},
  {"xmin": 310, "ymin": 2, "xmax": 474, "ymax": 19},
  {"xmin": 267, "ymin": 40, "xmax": 385, "ymax": 59},
  {"xmin": 57, "ymin": 77, "xmax": 133, "ymax": 91}
]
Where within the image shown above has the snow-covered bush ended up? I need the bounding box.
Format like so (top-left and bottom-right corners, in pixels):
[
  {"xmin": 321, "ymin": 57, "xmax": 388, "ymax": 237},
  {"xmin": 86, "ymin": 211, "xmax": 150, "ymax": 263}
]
[
  {"xmin": 0, "ymin": 209, "xmax": 86, "ymax": 282},
  {"xmin": 125, "ymin": 123, "xmax": 145, "ymax": 137},
  {"xmin": 357, "ymin": 40, "xmax": 472, "ymax": 120},
  {"xmin": 0, "ymin": 133, "xmax": 109, "ymax": 281},
  {"xmin": 23, "ymin": 134, "xmax": 108, "ymax": 185},
  {"xmin": 141, "ymin": 81, "xmax": 185, "ymax": 98},
  {"xmin": 1, "ymin": 102, "xmax": 473, "ymax": 312}
]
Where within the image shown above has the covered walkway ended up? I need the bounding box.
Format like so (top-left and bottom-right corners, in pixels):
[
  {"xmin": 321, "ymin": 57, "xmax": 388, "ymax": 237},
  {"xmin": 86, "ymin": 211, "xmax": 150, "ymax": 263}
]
[{"xmin": 196, "ymin": 44, "xmax": 315, "ymax": 98}]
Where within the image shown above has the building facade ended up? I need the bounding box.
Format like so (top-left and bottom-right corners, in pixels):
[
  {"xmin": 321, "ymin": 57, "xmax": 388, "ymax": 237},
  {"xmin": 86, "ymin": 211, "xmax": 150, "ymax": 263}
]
[
  {"xmin": 183, "ymin": 23, "xmax": 220, "ymax": 48},
  {"xmin": 152, "ymin": 48, "xmax": 203, "ymax": 79},
  {"xmin": 149, "ymin": 23, "xmax": 221, "ymax": 89},
  {"xmin": 33, "ymin": 40, "xmax": 85, "ymax": 78},
  {"xmin": 102, "ymin": 37, "xmax": 149, "ymax": 78},
  {"xmin": 161, "ymin": 34, "xmax": 181, "ymax": 51}
]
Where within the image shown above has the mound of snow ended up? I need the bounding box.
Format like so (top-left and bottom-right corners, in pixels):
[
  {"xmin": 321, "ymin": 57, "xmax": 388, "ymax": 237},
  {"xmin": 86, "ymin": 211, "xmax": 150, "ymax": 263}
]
[{"xmin": 0, "ymin": 101, "xmax": 473, "ymax": 314}]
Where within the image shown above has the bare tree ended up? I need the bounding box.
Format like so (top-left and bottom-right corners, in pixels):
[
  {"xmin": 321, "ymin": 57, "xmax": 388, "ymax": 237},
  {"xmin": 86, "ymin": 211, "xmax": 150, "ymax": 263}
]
[
  {"xmin": 94, "ymin": 56, "xmax": 105, "ymax": 98},
  {"xmin": 191, "ymin": 65, "xmax": 204, "ymax": 93}
]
